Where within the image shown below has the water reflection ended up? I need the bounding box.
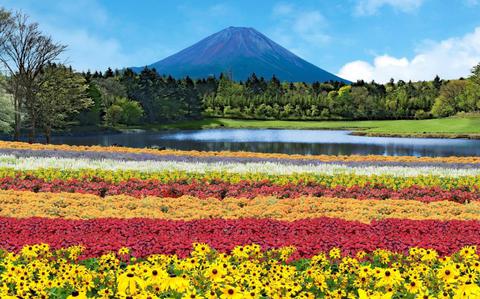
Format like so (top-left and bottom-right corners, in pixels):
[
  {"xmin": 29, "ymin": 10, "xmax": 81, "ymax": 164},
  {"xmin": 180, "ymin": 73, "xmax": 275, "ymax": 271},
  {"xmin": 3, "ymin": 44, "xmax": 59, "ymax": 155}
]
[{"xmin": 45, "ymin": 129, "xmax": 480, "ymax": 157}]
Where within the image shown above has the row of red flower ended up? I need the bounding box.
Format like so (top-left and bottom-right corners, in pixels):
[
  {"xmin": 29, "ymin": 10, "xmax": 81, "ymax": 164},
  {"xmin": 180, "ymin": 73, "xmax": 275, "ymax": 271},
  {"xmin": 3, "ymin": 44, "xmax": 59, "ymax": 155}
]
[
  {"xmin": 0, "ymin": 217, "xmax": 478, "ymax": 259},
  {"xmin": 0, "ymin": 176, "xmax": 477, "ymax": 203}
]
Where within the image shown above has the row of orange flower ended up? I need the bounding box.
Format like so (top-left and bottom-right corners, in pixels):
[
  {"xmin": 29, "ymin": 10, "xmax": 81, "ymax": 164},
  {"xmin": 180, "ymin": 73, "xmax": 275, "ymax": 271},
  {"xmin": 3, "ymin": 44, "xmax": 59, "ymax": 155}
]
[{"xmin": 2, "ymin": 190, "xmax": 480, "ymax": 223}]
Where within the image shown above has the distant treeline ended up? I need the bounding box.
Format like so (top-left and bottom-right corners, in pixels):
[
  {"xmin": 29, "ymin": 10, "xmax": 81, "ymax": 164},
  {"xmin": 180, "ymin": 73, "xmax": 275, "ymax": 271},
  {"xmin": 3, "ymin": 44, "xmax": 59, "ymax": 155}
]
[{"xmin": 74, "ymin": 64, "xmax": 480, "ymax": 127}]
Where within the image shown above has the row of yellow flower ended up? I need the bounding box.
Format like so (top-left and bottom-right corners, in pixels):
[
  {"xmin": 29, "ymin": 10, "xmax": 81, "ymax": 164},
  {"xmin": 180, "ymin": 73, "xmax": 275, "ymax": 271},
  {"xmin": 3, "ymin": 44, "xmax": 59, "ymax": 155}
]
[
  {"xmin": 2, "ymin": 168, "xmax": 479, "ymax": 190},
  {"xmin": 1, "ymin": 140, "xmax": 479, "ymax": 164},
  {"xmin": 1, "ymin": 243, "xmax": 480, "ymax": 299},
  {"xmin": 2, "ymin": 190, "xmax": 480, "ymax": 223}
]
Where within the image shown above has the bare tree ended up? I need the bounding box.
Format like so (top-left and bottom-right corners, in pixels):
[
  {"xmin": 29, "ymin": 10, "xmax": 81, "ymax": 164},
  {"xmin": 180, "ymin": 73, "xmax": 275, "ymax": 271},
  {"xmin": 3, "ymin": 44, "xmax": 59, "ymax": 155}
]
[
  {"xmin": 0, "ymin": 9, "xmax": 11, "ymax": 38},
  {"xmin": 0, "ymin": 9, "xmax": 66, "ymax": 141}
]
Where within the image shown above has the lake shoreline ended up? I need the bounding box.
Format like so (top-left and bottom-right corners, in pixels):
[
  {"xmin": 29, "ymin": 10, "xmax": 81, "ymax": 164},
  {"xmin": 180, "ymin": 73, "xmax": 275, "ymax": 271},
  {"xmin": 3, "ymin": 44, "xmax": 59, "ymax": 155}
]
[
  {"xmin": 153, "ymin": 128, "xmax": 480, "ymax": 140},
  {"xmin": 44, "ymin": 127, "xmax": 480, "ymax": 141},
  {"xmin": 2, "ymin": 117, "xmax": 480, "ymax": 141},
  {"xmin": 350, "ymin": 131, "xmax": 480, "ymax": 140},
  {"xmin": 124, "ymin": 117, "xmax": 480, "ymax": 140}
]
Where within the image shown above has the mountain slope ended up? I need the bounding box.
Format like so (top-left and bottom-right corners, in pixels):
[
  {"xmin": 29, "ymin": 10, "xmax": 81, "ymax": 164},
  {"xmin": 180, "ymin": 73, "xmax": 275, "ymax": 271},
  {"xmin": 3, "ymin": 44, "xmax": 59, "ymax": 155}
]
[{"xmin": 132, "ymin": 26, "xmax": 348, "ymax": 83}]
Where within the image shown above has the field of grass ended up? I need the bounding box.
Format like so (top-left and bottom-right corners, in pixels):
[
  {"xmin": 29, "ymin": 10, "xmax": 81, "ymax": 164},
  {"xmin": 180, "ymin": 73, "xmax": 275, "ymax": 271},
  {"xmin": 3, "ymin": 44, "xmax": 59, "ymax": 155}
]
[{"xmin": 142, "ymin": 116, "xmax": 480, "ymax": 138}]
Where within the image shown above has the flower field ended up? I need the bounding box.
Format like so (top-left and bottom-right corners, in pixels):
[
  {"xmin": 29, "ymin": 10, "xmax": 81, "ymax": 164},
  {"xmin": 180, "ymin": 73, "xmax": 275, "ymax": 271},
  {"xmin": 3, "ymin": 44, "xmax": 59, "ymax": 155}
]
[{"xmin": 0, "ymin": 141, "xmax": 479, "ymax": 298}]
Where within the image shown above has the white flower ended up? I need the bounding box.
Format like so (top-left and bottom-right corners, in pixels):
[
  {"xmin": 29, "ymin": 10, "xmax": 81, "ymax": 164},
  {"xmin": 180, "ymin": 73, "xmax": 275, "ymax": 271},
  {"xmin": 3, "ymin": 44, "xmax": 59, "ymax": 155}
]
[{"xmin": 0, "ymin": 155, "xmax": 478, "ymax": 177}]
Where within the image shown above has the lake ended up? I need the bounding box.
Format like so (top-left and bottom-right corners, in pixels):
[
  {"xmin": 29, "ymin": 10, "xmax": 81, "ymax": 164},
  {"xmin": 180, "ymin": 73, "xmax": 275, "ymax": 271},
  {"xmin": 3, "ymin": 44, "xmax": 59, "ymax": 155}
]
[{"xmin": 45, "ymin": 129, "xmax": 480, "ymax": 157}]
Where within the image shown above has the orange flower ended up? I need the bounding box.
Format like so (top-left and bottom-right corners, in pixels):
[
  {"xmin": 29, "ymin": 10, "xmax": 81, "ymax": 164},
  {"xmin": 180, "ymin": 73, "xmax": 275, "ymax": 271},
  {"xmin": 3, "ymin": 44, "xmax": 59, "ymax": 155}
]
[{"xmin": 1, "ymin": 190, "xmax": 479, "ymax": 223}]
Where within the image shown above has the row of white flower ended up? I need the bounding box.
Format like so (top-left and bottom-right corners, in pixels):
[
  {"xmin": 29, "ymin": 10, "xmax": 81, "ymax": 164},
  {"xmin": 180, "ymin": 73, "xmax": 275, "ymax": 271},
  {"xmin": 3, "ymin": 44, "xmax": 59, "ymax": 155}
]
[{"xmin": 1, "ymin": 155, "xmax": 478, "ymax": 177}]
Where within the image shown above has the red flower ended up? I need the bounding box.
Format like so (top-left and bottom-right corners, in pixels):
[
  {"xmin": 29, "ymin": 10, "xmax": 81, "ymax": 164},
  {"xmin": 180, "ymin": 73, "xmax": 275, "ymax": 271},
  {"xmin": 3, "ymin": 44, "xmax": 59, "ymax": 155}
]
[
  {"xmin": 0, "ymin": 217, "xmax": 478, "ymax": 259},
  {"xmin": 0, "ymin": 176, "xmax": 477, "ymax": 203}
]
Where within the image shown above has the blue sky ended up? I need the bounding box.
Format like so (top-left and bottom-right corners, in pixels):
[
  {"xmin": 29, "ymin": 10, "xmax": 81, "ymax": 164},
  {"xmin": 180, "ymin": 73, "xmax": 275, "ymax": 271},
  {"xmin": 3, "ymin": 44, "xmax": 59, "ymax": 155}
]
[{"xmin": 1, "ymin": 0, "xmax": 480, "ymax": 82}]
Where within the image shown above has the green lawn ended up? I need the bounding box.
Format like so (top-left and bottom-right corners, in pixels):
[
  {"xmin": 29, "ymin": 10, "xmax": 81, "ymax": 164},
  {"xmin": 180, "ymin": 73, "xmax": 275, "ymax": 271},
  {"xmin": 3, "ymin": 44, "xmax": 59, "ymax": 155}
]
[{"xmin": 140, "ymin": 117, "xmax": 480, "ymax": 138}]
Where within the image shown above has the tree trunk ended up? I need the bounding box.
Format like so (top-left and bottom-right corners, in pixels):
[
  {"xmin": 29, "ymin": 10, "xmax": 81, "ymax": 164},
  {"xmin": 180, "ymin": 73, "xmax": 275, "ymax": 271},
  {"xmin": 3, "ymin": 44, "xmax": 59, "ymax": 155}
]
[
  {"xmin": 14, "ymin": 111, "xmax": 21, "ymax": 141},
  {"xmin": 12, "ymin": 86, "xmax": 21, "ymax": 141},
  {"xmin": 45, "ymin": 127, "xmax": 51, "ymax": 144},
  {"xmin": 25, "ymin": 88, "xmax": 37, "ymax": 144},
  {"xmin": 28, "ymin": 115, "xmax": 35, "ymax": 144}
]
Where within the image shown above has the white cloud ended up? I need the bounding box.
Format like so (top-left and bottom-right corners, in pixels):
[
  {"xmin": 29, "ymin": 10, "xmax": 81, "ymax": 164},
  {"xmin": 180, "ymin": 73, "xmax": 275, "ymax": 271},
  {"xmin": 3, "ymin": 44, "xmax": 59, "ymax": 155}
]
[
  {"xmin": 355, "ymin": 0, "xmax": 424, "ymax": 15},
  {"xmin": 270, "ymin": 3, "xmax": 330, "ymax": 58},
  {"xmin": 47, "ymin": 28, "xmax": 130, "ymax": 71},
  {"xmin": 337, "ymin": 27, "xmax": 480, "ymax": 82}
]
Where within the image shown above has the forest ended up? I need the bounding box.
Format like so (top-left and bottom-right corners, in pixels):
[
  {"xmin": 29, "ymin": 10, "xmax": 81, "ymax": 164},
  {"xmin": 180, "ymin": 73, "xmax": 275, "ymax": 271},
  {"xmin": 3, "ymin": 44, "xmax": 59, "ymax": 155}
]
[{"xmin": 75, "ymin": 64, "xmax": 480, "ymax": 125}]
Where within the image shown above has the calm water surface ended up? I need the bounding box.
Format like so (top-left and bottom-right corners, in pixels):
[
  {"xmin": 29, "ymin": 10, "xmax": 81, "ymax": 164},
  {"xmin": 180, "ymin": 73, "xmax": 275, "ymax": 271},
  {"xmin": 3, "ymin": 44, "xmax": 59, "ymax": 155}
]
[{"xmin": 46, "ymin": 129, "xmax": 480, "ymax": 157}]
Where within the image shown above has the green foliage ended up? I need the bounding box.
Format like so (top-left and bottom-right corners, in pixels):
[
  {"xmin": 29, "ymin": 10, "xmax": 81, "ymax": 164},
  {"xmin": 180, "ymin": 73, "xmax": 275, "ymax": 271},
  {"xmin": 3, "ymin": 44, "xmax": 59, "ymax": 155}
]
[
  {"xmin": 36, "ymin": 64, "xmax": 92, "ymax": 142},
  {"xmin": 116, "ymin": 97, "xmax": 144, "ymax": 125},
  {"xmin": 93, "ymin": 77, "xmax": 127, "ymax": 108},
  {"xmin": 103, "ymin": 96, "xmax": 144, "ymax": 126},
  {"xmin": 432, "ymin": 80, "xmax": 469, "ymax": 117},
  {"xmin": 105, "ymin": 104, "xmax": 123, "ymax": 127},
  {"xmin": 118, "ymin": 69, "xmax": 202, "ymax": 123},
  {"xmin": 202, "ymin": 74, "xmax": 441, "ymax": 121},
  {"xmin": 471, "ymin": 63, "xmax": 480, "ymax": 85},
  {"xmin": 77, "ymin": 83, "xmax": 102, "ymax": 126},
  {"xmin": 464, "ymin": 64, "xmax": 480, "ymax": 111},
  {"xmin": 0, "ymin": 78, "xmax": 14, "ymax": 133},
  {"xmin": 431, "ymin": 64, "xmax": 480, "ymax": 117},
  {"xmin": 414, "ymin": 109, "xmax": 431, "ymax": 120}
]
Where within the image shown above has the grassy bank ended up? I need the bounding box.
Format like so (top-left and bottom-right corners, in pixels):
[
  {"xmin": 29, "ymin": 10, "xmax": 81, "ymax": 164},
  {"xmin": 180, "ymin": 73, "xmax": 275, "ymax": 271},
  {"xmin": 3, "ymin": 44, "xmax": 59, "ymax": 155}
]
[{"xmin": 138, "ymin": 117, "xmax": 480, "ymax": 139}]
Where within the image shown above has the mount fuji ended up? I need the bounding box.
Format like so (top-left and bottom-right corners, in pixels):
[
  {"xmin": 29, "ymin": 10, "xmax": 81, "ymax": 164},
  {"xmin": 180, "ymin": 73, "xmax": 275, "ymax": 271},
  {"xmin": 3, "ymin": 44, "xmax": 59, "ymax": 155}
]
[{"xmin": 132, "ymin": 26, "xmax": 348, "ymax": 83}]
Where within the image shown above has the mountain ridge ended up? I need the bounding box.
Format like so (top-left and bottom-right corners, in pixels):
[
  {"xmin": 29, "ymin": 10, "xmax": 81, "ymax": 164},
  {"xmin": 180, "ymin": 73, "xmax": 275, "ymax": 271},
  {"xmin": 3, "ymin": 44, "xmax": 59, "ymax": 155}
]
[{"xmin": 131, "ymin": 26, "xmax": 349, "ymax": 83}]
